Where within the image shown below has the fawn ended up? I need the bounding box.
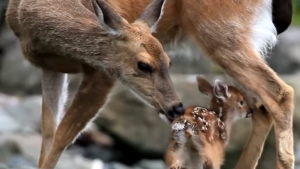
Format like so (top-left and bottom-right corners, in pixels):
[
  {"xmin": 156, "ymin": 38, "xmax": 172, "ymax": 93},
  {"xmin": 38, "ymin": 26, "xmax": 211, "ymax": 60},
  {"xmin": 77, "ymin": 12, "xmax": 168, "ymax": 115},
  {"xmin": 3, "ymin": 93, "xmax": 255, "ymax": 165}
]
[{"xmin": 165, "ymin": 76, "xmax": 252, "ymax": 169}]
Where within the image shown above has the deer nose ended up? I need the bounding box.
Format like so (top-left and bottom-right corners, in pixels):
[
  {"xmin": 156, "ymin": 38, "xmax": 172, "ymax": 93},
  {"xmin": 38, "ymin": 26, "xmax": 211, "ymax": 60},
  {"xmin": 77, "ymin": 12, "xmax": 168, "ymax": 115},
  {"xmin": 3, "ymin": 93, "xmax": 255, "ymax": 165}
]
[{"xmin": 169, "ymin": 102, "xmax": 185, "ymax": 118}]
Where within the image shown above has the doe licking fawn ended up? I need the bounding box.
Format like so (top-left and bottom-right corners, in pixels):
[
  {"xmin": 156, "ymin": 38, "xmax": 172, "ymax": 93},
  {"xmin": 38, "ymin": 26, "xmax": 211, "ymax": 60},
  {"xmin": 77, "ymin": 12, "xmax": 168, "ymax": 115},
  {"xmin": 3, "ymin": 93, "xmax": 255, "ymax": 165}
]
[
  {"xmin": 5, "ymin": 0, "xmax": 184, "ymax": 168},
  {"xmin": 166, "ymin": 76, "xmax": 252, "ymax": 169},
  {"xmin": 5, "ymin": 0, "xmax": 294, "ymax": 168}
]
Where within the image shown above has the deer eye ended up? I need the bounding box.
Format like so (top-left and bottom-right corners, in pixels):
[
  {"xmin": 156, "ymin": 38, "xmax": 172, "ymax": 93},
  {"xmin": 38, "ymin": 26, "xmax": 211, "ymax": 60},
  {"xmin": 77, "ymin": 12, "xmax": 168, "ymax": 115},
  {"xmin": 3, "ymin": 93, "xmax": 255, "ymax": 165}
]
[
  {"xmin": 137, "ymin": 61, "xmax": 152, "ymax": 73},
  {"xmin": 239, "ymin": 100, "xmax": 244, "ymax": 106}
]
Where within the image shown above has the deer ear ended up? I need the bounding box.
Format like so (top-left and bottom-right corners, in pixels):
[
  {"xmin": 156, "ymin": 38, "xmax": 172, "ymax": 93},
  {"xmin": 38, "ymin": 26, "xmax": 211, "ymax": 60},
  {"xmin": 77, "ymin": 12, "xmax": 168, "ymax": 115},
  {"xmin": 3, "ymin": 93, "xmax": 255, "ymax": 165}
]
[
  {"xmin": 92, "ymin": 0, "xmax": 127, "ymax": 35},
  {"xmin": 196, "ymin": 75, "xmax": 213, "ymax": 97},
  {"xmin": 138, "ymin": 0, "xmax": 166, "ymax": 33},
  {"xmin": 213, "ymin": 79, "xmax": 231, "ymax": 101}
]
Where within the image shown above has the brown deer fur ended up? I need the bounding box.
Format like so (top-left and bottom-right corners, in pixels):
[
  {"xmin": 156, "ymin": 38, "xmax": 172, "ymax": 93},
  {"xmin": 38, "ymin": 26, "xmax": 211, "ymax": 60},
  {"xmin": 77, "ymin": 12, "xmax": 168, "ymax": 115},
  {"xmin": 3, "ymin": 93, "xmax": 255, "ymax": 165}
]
[
  {"xmin": 165, "ymin": 76, "xmax": 252, "ymax": 169},
  {"xmin": 6, "ymin": 0, "xmax": 294, "ymax": 168},
  {"xmin": 6, "ymin": 0, "xmax": 186, "ymax": 168}
]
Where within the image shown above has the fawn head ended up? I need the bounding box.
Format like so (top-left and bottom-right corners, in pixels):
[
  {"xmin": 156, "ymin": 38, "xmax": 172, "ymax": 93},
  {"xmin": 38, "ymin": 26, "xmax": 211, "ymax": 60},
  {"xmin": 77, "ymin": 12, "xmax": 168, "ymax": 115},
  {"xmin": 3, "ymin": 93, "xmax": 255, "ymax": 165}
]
[
  {"xmin": 92, "ymin": 0, "xmax": 184, "ymax": 120},
  {"xmin": 196, "ymin": 75, "xmax": 252, "ymax": 121}
]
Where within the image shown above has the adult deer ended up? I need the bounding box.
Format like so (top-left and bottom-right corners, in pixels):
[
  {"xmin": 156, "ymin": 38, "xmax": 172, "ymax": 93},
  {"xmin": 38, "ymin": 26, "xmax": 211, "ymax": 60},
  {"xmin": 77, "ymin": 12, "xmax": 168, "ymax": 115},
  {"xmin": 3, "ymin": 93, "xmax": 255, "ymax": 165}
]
[
  {"xmin": 119, "ymin": 0, "xmax": 293, "ymax": 168},
  {"xmin": 6, "ymin": 0, "xmax": 185, "ymax": 168},
  {"xmin": 5, "ymin": 0, "xmax": 293, "ymax": 168}
]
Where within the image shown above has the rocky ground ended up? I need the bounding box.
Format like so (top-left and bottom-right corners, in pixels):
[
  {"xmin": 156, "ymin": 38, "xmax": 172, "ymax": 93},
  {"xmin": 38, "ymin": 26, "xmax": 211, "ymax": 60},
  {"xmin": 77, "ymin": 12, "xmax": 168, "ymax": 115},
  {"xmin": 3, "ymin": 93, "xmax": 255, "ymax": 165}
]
[{"xmin": 1, "ymin": 74, "xmax": 300, "ymax": 169}]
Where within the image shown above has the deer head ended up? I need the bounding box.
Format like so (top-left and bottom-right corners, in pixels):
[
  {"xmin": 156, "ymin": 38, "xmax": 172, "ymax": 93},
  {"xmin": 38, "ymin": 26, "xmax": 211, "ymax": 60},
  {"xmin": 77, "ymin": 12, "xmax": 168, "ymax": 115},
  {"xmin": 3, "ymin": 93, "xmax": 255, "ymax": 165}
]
[
  {"xmin": 196, "ymin": 75, "xmax": 252, "ymax": 121},
  {"xmin": 91, "ymin": 0, "xmax": 184, "ymax": 120}
]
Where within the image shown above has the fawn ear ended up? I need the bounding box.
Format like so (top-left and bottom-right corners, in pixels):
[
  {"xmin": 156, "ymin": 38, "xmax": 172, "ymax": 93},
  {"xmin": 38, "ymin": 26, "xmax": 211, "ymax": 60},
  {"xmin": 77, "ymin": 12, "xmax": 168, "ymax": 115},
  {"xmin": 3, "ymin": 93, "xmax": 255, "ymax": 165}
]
[
  {"xmin": 138, "ymin": 0, "xmax": 166, "ymax": 33},
  {"xmin": 92, "ymin": 0, "xmax": 128, "ymax": 35},
  {"xmin": 213, "ymin": 79, "xmax": 231, "ymax": 101},
  {"xmin": 196, "ymin": 75, "xmax": 213, "ymax": 97}
]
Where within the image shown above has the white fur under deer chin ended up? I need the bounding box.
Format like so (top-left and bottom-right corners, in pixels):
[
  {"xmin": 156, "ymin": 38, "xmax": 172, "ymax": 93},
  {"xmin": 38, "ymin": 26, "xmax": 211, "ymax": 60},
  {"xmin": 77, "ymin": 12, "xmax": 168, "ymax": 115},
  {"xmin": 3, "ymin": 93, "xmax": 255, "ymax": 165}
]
[
  {"xmin": 159, "ymin": 113, "xmax": 169, "ymax": 122},
  {"xmin": 250, "ymin": 0, "xmax": 277, "ymax": 58}
]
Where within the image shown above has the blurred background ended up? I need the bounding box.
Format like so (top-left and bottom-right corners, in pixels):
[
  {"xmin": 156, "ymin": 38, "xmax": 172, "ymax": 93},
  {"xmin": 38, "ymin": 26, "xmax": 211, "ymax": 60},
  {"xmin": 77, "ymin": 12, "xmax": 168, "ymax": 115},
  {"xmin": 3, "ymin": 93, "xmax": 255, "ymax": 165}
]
[{"xmin": 0, "ymin": 1, "xmax": 300, "ymax": 169}]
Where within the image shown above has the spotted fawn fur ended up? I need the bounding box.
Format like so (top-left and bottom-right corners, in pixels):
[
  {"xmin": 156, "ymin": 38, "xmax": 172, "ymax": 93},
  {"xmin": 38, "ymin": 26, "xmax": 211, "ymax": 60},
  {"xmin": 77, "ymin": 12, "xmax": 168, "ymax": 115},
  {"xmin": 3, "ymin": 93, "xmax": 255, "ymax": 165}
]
[{"xmin": 165, "ymin": 76, "xmax": 252, "ymax": 169}]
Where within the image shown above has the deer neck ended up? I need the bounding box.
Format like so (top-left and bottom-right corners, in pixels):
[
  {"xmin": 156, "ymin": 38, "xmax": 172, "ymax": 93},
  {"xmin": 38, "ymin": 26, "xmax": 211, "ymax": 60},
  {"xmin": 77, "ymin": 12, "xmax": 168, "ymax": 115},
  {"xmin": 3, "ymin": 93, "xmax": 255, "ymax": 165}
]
[
  {"xmin": 219, "ymin": 108, "xmax": 237, "ymax": 140},
  {"xmin": 208, "ymin": 105, "xmax": 233, "ymax": 139},
  {"xmin": 57, "ymin": 26, "xmax": 119, "ymax": 69}
]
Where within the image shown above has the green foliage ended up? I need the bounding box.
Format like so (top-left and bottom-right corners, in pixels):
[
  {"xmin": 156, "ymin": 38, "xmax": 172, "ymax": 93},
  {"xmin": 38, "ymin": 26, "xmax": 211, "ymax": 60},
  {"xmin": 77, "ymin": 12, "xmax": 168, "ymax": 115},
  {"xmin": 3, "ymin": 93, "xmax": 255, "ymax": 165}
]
[{"xmin": 292, "ymin": 0, "xmax": 300, "ymax": 25}]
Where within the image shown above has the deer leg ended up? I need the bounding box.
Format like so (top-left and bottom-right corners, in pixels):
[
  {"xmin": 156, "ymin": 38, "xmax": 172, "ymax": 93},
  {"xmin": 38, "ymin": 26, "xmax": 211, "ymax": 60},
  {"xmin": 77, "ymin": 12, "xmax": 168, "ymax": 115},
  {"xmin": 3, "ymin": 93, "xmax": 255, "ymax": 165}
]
[
  {"xmin": 230, "ymin": 87, "xmax": 274, "ymax": 169},
  {"xmin": 210, "ymin": 47, "xmax": 294, "ymax": 169},
  {"xmin": 165, "ymin": 138, "xmax": 185, "ymax": 169},
  {"xmin": 41, "ymin": 66, "xmax": 115, "ymax": 169},
  {"xmin": 38, "ymin": 70, "xmax": 68, "ymax": 167},
  {"xmin": 235, "ymin": 105, "xmax": 273, "ymax": 169},
  {"xmin": 235, "ymin": 120, "xmax": 272, "ymax": 169},
  {"xmin": 39, "ymin": 98, "xmax": 55, "ymax": 167},
  {"xmin": 166, "ymin": 150, "xmax": 184, "ymax": 169}
]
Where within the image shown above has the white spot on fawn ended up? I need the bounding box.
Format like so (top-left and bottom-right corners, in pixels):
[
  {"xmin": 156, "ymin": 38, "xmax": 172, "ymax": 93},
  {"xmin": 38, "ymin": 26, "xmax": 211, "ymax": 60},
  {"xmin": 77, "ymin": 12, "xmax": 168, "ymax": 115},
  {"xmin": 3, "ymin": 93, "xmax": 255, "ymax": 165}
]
[{"xmin": 172, "ymin": 122, "xmax": 185, "ymax": 131}]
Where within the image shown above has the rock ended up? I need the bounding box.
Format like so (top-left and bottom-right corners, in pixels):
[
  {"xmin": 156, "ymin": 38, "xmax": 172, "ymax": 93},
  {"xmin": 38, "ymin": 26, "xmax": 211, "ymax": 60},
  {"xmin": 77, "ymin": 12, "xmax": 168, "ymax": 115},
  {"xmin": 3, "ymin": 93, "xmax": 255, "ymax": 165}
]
[
  {"xmin": 0, "ymin": 94, "xmax": 41, "ymax": 133},
  {"xmin": 0, "ymin": 29, "xmax": 42, "ymax": 95},
  {"xmin": 0, "ymin": 108, "xmax": 20, "ymax": 132},
  {"xmin": 0, "ymin": 0, "xmax": 41, "ymax": 95},
  {"xmin": 296, "ymin": 141, "xmax": 300, "ymax": 169},
  {"xmin": 7, "ymin": 155, "xmax": 36, "ymax": 169},
  {"xmin": 102, "ymin": 160, "xmax": 166, "ymax": 169},
  {"xmin": 73, "ymin": 127, "xmax": 116, "ymax": 161},
  {"xmin": 81, "ymin": 144, "xmax": 117, "ymax": 162},
  {"xmin": 1, "ymin": 134, "xmax": 41, "ymax": 162},
  {"xmin": 0, "ymin": 137, "xmax": 22, "ymax": 164},
  {"xmin": 166, "ymin": 38, "xmax": 212, "ymax": 74},
  {"xmin": 133, "ymin": 160, "xmax": 166, "ymax": 169},
  {"xmin": 104, "ymin": 162, "xmax": 131, "ymax": 169},
  {"xmin": 94, "ymin": 83, "xmax": 171, "ymax": 158},
  {"xmin": 0, "ymin": 163, "xmax": 8, "ymax": 169},
  {"xmin": 55, "ymin": 154, "xmax": 98, "ymax": 169},
  {"xmin": 0, "ymin": 0, "xmax": 8, "ymax": 31},
  {"xmin": 267, "ymin": 26, "xmax": 300, "ymax": 74},
  {"xmin": 0, "ymin": 133, "xmax": 102, "ymax": 169}
]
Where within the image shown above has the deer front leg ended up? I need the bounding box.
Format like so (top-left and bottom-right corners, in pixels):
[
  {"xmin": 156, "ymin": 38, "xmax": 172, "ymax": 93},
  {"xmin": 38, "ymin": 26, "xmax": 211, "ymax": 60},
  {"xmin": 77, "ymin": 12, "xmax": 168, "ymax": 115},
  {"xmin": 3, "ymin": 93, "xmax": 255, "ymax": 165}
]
[
  {"xmin": 41, "ymin": 66, "xmax": 115, "ymax": 169},
  {"xmin": 39, "ymin": 70, "xmax": 68, "ymax": 167},
  {"xmin": 39, "ymin": 98, "xmax": 56, "ymax": 167},
  {"xmin": 235, "ymin": 102, "xmax": 273, "ymax": 169},
  {"xmin": 213, "ymin": 48, "xmax": 295, "ymax": 169},
  {"xmin": 165, "ymin": 138, "xmax": 185, "ymax": 169},
  {"xmin": 166, "ymin": 152, "xmax": 185, "ymax": 169}
]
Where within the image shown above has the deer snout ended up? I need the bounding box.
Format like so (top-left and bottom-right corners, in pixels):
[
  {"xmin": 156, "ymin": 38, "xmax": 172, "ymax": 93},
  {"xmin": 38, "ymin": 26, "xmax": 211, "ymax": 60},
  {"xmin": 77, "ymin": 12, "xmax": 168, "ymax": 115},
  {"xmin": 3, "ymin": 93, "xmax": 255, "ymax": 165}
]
[
  {"xmin": 246, "ymin": 109, "xmax": 253, "ymax": 118},
  {"xmin": 166, "ymin": 102, "xmax": 185, "ymax": 121}
]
